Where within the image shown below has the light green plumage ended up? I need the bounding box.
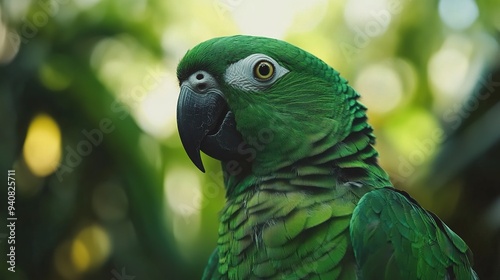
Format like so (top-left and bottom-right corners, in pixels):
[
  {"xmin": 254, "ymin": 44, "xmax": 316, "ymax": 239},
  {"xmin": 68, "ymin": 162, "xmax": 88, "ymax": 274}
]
[{"xmin": 177, "ymin": 35, "xmax": 477, "ymax": 279}]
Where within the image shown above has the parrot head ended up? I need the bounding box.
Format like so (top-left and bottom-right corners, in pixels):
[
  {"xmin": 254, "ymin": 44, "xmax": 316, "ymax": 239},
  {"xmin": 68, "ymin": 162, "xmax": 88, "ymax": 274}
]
[{"xmin": 177, "ymin": 35, "xmax": 360, "ymax": 175}]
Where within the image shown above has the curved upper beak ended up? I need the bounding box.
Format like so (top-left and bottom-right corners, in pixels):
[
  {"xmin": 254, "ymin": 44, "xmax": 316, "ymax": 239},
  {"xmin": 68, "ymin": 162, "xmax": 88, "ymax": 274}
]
[{"xmin": 176, "ymin": 71, "xmax": 243, "ymax": 172}]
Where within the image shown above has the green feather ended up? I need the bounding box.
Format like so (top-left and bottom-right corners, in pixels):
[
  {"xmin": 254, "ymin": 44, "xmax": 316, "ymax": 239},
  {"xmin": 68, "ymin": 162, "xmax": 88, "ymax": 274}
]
[
  {"xmin": 178, "ymin": 35, "xmax": 477, "ymax": 280},
  {"xmin": 351, "ymin": 188, "xmax": 476, "ymax": 280}
]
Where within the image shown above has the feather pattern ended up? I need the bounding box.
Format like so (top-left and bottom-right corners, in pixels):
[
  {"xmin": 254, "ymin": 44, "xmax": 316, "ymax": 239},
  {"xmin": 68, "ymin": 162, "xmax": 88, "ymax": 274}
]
[
  {"xmin": 351, "ymin": 188, "xmax": 478, "ymax": 280},
  {"xmin": 177, "ymin": 35, "xmax": 477, "ymax": 280}
]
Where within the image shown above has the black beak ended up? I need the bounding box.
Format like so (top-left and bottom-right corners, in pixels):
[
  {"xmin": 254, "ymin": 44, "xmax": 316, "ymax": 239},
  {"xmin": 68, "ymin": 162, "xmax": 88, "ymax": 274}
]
[{"xmin": 176, "ymin": 71, "xmax": 243, "ymax": 172}]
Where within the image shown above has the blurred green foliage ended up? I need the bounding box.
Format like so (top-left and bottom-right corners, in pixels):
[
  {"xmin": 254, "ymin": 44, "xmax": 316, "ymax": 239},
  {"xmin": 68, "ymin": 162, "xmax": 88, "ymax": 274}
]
[{"xmin": 0, "ymin": 0, "xmax": 499, "ymax": 279}]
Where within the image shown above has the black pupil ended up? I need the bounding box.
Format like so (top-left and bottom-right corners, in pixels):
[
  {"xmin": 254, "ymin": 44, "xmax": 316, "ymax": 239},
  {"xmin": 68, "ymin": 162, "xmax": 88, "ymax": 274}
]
[{"xmin": 258, "ymin": 63, "xmax": 271, "ymax": 77}]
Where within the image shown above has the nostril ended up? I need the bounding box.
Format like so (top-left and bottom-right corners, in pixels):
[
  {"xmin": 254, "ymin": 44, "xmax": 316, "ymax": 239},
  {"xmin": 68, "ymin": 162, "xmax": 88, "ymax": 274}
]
[{"xmin": 196, "ymin": 73, "xmax": 204, "ymax": 80}]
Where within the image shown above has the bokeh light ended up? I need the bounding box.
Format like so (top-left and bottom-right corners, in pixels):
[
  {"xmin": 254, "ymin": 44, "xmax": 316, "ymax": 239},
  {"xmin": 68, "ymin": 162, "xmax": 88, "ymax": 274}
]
[
  {"xmin": 54, "ymin": 224, "xmax": 111, "ymax": 279},
  {"xmin": 39, "ymin": 57, "xmax": 74, "ymax": 91},
  {"xmin": 92, "ymin": 182, "xmax": 129, "ymax": 222},
  {"xmin": 0, "ymin": 22, "xmax": 20, "ymax": 64},
  {"xmin": 438, "ymin": 0, "xmax": 479, "ymax": 30},
  {"xmin": 135, "ymin": 73, "xmax": 178, "ymax": 139},
  {"xmin": 229, "ymin": 0, "xmax": 328, "ymax": 38},
  {"xmin": 22, "ymin": 113, "xmax": 62, "ymax": 177},
  {"xmin": 164, "ymin": 167, "xmax": 204, "ymax": 260},
  {"xmin": 355, "ymin": 61, "xmax": 403, "ymax": 113},
  {"xmin": 428, "ymin": 35, "xmax": 473, "ymax": 100},
  {"xmin": 344, "ymin": 0, "xmax": 393, "ymax": 33},
  {"xmin": 71, "ymin": 225, "xmax": 111, "ymax": 273}
]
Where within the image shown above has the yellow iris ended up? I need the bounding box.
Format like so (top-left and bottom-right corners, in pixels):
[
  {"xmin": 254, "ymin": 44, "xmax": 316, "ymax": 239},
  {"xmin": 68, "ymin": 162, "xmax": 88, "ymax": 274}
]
[{"xmin": 253, "ymin": 60, "xmax": 275, "ymax": 80}]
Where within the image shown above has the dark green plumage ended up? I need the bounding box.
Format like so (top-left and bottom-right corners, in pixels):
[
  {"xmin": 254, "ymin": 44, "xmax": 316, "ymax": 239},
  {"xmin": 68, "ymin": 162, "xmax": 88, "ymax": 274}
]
[
  {"xmin": 352, "ymin": 188, "xmax": 475, "ymax": 279},
  {"xmin": 176, "ymin": 35, "xmax": 477, "ymax": 279}
]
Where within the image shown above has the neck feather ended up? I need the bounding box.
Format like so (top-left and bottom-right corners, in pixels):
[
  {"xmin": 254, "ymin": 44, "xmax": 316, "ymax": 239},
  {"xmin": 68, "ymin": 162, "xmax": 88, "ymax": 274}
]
[{"xmin": 221, "ymin": 98, "xmax": 391, "ymax": 197}]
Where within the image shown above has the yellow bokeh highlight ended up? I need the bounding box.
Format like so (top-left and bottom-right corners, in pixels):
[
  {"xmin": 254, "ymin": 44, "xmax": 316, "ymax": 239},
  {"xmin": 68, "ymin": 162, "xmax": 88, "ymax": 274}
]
[
  {"xmin": 23, "ymin": 113, "xmax": 62, "ymax": 177},
  {"xmin": 71, "ymin": 239, "xmax": 90, "ymax": 273},
  {"xmin": 54, "ymin": 240, "xmax": 78, "ymax": 279},
  {"xmin": 70, "ymin": 224, "xmax": 111, "ymax": 273}
]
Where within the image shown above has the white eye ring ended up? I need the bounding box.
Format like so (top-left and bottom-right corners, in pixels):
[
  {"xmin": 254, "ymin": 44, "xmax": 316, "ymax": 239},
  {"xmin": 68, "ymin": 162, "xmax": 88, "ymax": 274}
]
[{"xmin": 224, "ymin": 53, "xmax": 289, "ymax": 92}]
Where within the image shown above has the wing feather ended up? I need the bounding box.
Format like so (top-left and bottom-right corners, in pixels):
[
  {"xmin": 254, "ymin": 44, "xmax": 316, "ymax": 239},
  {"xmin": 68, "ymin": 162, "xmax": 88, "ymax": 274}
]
[{"xmin": 350, "ymin": 187, "xmax": 477, "ymax": 280}]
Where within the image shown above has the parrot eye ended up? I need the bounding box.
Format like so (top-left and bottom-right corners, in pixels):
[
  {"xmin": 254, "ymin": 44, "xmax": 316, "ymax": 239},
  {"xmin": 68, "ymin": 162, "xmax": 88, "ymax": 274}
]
[
  {"xmin": 253, "ymin": 60, "xmax": 275, "ymax": 81},
  {"xmin": 224, "ymin": 53, "xmax": 289, "ymax": 92}
]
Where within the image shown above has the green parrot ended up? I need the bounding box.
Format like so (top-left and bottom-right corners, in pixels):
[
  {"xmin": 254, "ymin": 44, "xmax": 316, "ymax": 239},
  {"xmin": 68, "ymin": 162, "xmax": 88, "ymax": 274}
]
[{"xmin": 176, "ymin": 35, "xmax": 478, "ymax": 280}]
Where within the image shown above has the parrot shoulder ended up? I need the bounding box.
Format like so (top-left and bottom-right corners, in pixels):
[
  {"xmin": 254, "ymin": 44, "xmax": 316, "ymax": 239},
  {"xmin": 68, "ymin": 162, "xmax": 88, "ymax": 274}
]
[{"xmin": 350, "ymin": 187, "xmax": 477, "ymax": 280}]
